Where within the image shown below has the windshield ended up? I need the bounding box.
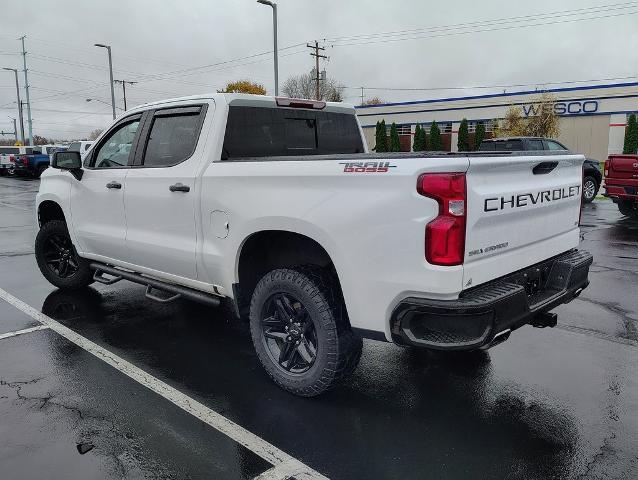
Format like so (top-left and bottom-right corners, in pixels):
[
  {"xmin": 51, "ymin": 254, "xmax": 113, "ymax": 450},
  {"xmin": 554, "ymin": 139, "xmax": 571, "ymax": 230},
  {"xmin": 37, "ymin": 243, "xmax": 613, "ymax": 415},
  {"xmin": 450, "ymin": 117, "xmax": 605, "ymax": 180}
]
[{"xmin": 67, "ymin": 142, "xmax": 81, "ymax": 152}]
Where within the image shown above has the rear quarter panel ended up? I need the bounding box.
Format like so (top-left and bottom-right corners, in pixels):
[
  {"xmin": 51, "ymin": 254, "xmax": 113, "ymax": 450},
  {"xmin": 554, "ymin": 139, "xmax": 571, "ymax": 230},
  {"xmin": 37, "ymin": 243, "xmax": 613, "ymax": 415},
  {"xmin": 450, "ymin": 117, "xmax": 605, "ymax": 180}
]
[{"xmin": 198, "ymin": 156, "xmax": 469, "ymax": 339}]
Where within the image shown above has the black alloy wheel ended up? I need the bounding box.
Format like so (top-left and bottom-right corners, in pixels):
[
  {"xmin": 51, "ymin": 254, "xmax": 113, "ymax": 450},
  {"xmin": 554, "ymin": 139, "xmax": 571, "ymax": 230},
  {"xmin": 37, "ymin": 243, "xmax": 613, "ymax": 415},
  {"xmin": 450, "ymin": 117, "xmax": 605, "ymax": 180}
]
[
  {"xmin": 35, "ymin": 220, "xmax": 94, "ymax": 290},
  {"xmin": 43, "ymin": 233, "xmax": 80, "ymax": 278},
  {"xmin": 249, "ymin": 267, "xmax": 362, "ymax": 396},
  {"xmin": 260, "ymin": 292, "xmax": 318, "ymax": 374}
]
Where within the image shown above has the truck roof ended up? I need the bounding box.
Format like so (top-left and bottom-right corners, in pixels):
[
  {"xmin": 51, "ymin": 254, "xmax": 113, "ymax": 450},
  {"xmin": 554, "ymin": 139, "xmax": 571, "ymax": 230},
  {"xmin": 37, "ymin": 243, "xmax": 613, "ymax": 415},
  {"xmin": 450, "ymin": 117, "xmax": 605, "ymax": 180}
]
[{"xmin": 127, "ymin": 93, "xmax": 355, "ymax": 115}]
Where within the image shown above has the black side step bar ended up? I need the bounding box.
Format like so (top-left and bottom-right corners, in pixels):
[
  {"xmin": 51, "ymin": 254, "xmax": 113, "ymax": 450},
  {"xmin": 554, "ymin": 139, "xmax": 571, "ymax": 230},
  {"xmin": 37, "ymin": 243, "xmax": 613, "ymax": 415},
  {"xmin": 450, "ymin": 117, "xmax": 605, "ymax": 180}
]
[{"xmin": 90, "ymin": 262, "xmax": 221, "ymax": 307}]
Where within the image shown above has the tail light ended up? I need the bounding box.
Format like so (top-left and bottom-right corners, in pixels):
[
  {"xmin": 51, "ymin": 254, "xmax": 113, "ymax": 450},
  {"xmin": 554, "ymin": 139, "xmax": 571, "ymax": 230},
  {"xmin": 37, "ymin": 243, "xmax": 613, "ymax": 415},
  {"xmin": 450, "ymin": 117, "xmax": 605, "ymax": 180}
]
[
  {"xmin": 275, "ymin": 97, "xmax": 326, "ymax": 109},
  {"xmin": 417, "ymin": 173, "xmax": 466, "ymax": 266},
  {"xmin": 9, "ymin": 155, "xmax": 15, "ymax": 163},
  {"xmin": 604, "ymin": 159, "xmax": 610, "ymax": 177}
]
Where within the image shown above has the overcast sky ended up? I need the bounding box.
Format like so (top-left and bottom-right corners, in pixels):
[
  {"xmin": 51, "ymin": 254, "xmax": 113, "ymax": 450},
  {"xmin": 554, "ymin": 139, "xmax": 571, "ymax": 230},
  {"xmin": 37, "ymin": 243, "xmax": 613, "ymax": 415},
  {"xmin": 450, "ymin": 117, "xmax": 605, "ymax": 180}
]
[{"xmin": 1, "ymin": 0, "xmax": 637, "ymax": 140}]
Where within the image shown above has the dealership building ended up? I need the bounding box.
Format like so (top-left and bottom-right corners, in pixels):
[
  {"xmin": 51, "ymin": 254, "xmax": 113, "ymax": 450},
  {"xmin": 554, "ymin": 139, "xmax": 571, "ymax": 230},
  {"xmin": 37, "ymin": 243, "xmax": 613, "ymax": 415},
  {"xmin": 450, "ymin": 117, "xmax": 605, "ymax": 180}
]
[{"xmin": 355, "ymin": 81, "xmax": 638, "ymax": 161}]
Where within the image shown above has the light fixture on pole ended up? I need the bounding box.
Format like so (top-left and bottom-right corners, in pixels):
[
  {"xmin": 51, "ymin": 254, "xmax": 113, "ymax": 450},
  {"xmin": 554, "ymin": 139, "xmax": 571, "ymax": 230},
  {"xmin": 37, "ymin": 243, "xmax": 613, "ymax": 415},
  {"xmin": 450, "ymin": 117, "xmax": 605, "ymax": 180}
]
[
  {"xmin": 94, "ymin": 43, "xmax": 116, "ymax": 120},
  {"xmin": 86, "ymin": 98, "xmax": 124, "ymax": 111},
  {"xmin": 257, "ymin": 0, "xmax": 278, "ymax": 96},
  {"xmin": 2, "ymin": 67, "xmax": 24, "ymax": 144}
]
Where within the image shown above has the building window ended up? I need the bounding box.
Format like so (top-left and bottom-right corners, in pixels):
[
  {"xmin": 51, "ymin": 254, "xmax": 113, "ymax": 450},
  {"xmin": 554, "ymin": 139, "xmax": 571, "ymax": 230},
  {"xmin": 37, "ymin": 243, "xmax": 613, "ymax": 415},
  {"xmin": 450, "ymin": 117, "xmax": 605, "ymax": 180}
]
[
  {"xmin": 468, "ymin": 121, "xmax": 493, "ymax": 133},
  {"xmin": 386, "ymin": 124, "xmax": 412, "ymax": 135},
  {"xmin": 438, "ymin": 123, "xmax": 452, "ymax": 134}
]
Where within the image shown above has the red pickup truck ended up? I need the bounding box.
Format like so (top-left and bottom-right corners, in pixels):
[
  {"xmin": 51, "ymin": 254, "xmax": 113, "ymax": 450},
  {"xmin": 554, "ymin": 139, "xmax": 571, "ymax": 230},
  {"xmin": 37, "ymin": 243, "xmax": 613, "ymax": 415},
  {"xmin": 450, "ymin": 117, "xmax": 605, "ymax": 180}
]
[{"xmin": 604, "ymin": 154, "xmax": 638, "ymax": 218}]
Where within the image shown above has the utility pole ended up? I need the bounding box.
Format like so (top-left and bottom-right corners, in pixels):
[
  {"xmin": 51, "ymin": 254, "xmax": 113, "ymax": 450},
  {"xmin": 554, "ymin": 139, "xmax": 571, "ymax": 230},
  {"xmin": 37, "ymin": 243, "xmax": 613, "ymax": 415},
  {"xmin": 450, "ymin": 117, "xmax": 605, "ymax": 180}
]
[
  {"xmin": 2, "ymin": 68, "xmax": 24, "ymax": 144},
  {"xmin": 306, "ymin": 41, "xmax": 327, "ymax": 100},
  {"xmin": 19, "ymin": 36, "xmax": 33, "ymax": 146},
  {"xmin": 114, "ymin": 80, "xmax": 137, "ymax": 110}
]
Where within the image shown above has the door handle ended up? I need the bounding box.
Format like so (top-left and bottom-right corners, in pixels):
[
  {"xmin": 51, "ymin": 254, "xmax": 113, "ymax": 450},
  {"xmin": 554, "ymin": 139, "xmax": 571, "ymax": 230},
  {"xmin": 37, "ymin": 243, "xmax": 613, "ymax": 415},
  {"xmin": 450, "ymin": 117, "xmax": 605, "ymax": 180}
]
[
  {"xmin": 106, "ymin": 181, "xmax": 122, "ymax": 189},
  {"xmin": 169, "ymin": 183, "xmax": 190, "ymax": 193}
]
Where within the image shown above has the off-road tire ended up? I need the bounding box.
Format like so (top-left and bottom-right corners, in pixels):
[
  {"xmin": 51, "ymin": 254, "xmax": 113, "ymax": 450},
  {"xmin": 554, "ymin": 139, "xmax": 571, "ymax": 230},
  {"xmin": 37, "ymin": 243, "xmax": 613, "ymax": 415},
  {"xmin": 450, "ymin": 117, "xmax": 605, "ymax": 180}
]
[
  {"xmin": 582, "ymin": 175, "xmax": 598, "ymax": 203},
  {"xmin": 249, "ymin": 266, "xmax": 362, "ymax": 397},
  {"xmin": 35, "ymin": 165, "xmax": 47, "ymax": 178},
  {"xmin": 35, "ymin": 220, "xmax": 94, "ymax": 290},
  {"xmin": 618, "ymin": 199, "xmax": 638, "ymax": 218}
]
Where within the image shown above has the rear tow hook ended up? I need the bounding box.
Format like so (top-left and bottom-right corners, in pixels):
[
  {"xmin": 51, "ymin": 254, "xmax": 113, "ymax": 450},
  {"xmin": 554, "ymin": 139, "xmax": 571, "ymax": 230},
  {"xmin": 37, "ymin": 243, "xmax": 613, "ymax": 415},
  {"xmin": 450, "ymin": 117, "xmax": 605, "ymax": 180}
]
[{"xmin": 530, "ymin": 312, "xmax": 558, "ymax": 328}]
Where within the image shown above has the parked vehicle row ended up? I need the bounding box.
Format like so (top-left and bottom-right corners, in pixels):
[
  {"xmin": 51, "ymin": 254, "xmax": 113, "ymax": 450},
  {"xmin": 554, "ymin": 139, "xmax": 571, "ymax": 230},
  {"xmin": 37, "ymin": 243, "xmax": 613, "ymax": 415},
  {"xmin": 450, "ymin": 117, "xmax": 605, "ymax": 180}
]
[
  {"xmin": 35, "ymin": 93, "xmax": 592, "ymax": 396},
  {"xmin": 0, "ymin": 142, "xmax": 92, "ymax": 178}
]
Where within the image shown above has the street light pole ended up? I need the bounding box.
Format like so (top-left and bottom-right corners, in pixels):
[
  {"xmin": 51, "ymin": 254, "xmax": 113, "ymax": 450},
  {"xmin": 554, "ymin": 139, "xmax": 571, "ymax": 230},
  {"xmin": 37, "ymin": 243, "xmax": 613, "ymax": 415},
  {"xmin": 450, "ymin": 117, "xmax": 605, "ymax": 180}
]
[
  {"xmin": 2, "ymin": 68, "xmax": 24, "ymax": 144},
  {"xmin": 95, "ymin": 43, "xmax": 116, "ymax": 120},
  {"xmin": 257, "ymin": 0, "xmax": 278, "ymax": 96}
]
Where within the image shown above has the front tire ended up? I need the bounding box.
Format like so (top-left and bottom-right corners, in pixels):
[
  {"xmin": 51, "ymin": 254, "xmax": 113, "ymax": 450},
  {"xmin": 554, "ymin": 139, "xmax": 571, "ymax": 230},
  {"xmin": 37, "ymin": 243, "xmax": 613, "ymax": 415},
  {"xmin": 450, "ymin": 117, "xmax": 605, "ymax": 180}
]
[
  {"xmin": 35, "ymin": 220, "xmax": 94, "ymax": 290},
  {"xmin": 249, "ymin": 267, "xmax": 362, "ymax": 397},
  {"xmin": 35, "ymin": 165, "xmax": 47, "ymax": 178},
  {"xmin": 582, "ymin": 176, "xmax": 598, "ymax": 203}
]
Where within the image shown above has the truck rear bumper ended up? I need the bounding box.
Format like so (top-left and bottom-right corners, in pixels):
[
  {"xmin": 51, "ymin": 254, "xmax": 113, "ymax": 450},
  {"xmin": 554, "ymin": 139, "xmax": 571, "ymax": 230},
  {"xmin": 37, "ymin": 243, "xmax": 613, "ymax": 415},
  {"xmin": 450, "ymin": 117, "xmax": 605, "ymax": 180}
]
[
  {"xmin": 603, "ymin": 179, "xmax": 638, "ymax": 201},
  {"xmin": 390, "ymin": 249, "xmax": 593, "ymax": 351}
]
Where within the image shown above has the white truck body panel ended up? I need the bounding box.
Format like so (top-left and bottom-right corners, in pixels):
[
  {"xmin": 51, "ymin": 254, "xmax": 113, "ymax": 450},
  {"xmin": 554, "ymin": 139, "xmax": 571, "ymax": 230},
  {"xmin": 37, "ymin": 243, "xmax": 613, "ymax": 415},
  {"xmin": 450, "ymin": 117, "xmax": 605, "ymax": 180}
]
[{"xmin": 36, "ymin": 94, "xmax": 585, "ymax": 342}]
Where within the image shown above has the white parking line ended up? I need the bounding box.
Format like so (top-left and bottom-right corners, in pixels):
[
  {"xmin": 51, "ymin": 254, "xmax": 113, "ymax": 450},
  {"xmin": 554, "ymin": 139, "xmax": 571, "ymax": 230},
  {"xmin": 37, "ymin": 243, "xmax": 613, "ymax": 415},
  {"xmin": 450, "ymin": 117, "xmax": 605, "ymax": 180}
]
[
  {"xmin": 0, "ymin": 324, "xmax": 50, "ymax": 340},
  {"xmin": 0, "ymin": 287, "xmax": 328, "ymax": 480}
]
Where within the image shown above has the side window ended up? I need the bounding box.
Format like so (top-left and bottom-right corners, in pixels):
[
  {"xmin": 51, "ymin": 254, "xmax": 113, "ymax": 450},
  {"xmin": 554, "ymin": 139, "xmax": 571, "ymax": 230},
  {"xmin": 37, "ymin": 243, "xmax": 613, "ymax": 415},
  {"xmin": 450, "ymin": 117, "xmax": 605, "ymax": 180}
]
[
  {"xmin": 91, "ymin": 119, "xmax": 140, "ymax": 169},
  {"xmin": 142, "ymin": 109, "xmax": 203, "ymax": 167},
  {"xmin": 544, "ymin": 140, "xmax": 567, "ymax": 151},
  {"xmin": 527, "ymin": 139, "xmax": 543, "ymax": 150}
]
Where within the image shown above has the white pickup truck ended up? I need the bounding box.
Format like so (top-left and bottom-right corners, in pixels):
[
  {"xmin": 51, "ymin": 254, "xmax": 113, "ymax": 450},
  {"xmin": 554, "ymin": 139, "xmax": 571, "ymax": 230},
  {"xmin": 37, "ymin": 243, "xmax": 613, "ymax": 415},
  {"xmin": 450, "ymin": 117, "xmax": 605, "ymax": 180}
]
[{"xmin": 35, "ymin": 94, "xmax": 592, "ymax": 396}]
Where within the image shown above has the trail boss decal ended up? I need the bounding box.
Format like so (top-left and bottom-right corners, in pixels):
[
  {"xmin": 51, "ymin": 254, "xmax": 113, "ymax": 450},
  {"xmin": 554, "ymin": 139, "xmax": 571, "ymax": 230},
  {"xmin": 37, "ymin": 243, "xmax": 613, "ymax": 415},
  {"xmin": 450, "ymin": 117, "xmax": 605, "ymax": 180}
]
[
  {"xmin": 339, "ymin": 161, "xmax": 397, "ymax": 173},
  {"xmin": 484, "ymin": 185, "xmax": 581, "ymax": 212}
]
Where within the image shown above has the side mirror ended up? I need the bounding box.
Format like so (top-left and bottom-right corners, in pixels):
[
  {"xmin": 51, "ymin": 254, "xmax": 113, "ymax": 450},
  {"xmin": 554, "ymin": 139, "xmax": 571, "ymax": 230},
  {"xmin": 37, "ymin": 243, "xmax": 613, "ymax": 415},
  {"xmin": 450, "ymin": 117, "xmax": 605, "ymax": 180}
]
[{"xmin": 51, "ymin": 151, "xmax": 83, "ymax": 180}]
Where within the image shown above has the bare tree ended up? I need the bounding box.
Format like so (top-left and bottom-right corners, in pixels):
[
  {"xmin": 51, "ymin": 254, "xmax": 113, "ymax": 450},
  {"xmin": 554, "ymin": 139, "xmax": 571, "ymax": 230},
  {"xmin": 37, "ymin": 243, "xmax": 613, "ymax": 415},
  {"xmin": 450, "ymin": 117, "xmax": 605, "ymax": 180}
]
[
  {"xmin": 362, "ymin": 97, "xmax": 384, "ymax": 106},
  {"xmin": 282, "ymin": 73, "xmax": 344, "ymax": 102},
  {"xmin": 493, "ymin": 93, "xmax": 560, "ymax": 139},
  {"xmin": 525, "ymin": 93, "xmax": 561, "ymax": 138},
  {"xmin": 88, "ymin": 129, "xmax": 103, "ymax": 141}
]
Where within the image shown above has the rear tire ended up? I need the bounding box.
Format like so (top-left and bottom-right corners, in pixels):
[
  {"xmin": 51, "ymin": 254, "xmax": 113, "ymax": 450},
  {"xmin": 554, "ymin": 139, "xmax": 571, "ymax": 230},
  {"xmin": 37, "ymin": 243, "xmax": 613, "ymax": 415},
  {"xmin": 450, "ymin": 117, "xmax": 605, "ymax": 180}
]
[
  {"xmin": 618, "ymin": 199, "xmax": 638, "ymax": 218},
  {"xmin": 582, "ymin": 176, "xmax": 598, "ymax": 203},
  {"xmin": 35, "ymin": 220, "xmax": 94, "ymax": 290},
  {"xmin": 249, "ymin": 267, "xmax": 362, "ymax": 397}
]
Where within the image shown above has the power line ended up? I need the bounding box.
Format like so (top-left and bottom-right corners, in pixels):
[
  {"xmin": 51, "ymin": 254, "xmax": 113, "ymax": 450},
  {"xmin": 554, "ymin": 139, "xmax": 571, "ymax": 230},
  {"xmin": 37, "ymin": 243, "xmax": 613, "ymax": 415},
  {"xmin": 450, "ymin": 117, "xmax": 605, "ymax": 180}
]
[
  {"xmin": 327, "ymin": 6, "xmax": 638, "ymax": 47},
  {"xmin": 346, "ymin": 75, "xmax": 638, "ymax": 93},
  {"xmin": 324, "ymin": 1, "xmax": 638, "ymax": 44}
]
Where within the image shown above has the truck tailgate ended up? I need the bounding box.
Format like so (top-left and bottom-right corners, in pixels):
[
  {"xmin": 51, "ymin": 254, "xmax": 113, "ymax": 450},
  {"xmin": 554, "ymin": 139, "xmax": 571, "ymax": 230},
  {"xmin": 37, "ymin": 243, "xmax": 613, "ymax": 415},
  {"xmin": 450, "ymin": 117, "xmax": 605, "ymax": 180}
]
[
  {"xmin": 463, "ymin": 154, "xmax": 584, "ymax": 290},
  {"xmin": 608, "ymin": 154, "xmax": 638, "ymax": 179}
]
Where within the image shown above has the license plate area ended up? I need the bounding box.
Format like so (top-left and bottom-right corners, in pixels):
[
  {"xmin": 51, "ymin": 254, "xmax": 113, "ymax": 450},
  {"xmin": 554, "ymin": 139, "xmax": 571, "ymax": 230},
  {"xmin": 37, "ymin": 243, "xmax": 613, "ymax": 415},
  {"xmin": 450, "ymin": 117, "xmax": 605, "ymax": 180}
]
[{"xmin": 500, "ymin": 257, "xmax": 559, "ymax": 307}]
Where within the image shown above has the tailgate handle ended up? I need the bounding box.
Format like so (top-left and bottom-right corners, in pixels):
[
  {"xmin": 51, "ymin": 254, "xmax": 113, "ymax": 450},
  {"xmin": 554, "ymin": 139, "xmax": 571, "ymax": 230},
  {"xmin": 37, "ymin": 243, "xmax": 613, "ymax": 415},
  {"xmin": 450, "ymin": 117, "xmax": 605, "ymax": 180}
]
[{"xmin": 532, "ymin": 161, "xmax": 558, "ymax": 175}]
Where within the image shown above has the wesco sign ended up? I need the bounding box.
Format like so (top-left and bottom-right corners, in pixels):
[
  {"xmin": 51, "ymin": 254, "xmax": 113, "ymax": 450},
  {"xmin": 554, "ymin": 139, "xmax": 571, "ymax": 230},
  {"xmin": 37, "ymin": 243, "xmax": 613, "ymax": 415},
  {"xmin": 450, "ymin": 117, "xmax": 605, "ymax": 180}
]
[{"xmin": 523, "ymin": 100, "xmax": 599, "ymax": 117}]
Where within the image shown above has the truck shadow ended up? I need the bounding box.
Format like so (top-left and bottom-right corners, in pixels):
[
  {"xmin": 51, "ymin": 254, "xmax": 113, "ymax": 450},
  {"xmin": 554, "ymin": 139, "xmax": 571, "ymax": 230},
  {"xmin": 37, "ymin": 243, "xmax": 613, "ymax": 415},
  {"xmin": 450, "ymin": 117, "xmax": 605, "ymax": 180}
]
[{"xmin": 41, "ymin": 286, "xmax": 579, "ymax": 480}]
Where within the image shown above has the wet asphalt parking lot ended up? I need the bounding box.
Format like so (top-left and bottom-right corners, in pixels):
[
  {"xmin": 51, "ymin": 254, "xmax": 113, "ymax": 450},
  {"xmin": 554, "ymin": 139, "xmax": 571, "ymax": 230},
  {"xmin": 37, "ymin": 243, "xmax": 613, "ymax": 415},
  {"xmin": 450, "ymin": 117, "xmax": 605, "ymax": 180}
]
[{"xmin": 1, "ymin": 174, "xmax": 637, "ymax": 480}]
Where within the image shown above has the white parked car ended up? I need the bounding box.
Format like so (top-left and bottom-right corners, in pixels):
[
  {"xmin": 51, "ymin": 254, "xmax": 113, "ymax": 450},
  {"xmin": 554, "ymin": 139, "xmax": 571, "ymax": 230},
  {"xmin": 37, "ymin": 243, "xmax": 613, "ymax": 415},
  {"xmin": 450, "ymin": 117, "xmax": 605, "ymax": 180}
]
[
  {"xmin": 35, "ymin": 94, "xmax": 592, "ymax": 396},
  {"xmin": 66, "ymin": 140, "xmax": 93, "ymax": 160}
]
